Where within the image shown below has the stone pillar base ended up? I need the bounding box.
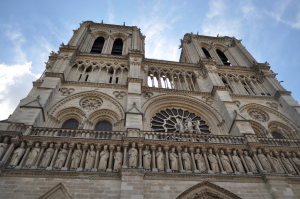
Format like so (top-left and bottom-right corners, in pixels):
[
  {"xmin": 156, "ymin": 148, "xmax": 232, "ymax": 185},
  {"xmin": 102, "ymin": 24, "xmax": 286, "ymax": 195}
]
[
  {"xmin": 106, "ymin": 168, "xmax": 112, "ymax": 172},
  {"xmin": 207, "ymin": 170, "xmax": 214, "ymax": 174},
  {"xmin": 61, "ymin": 167, "xmax": 68, "ymax": 171},
  {"xmin": 166, "ymin": 169, "xmax": 172, "ymax": 173},
  {"xmin": 76, "ymin": 167, "xmax": 83, "ymax": 171},
  {"xmin": 46, "ymin": 166, "xmax": 53, "ymax": 170},
  {"xmin": 91, "ymin": 168, "xmax": 98, "ymax": 172},
  {"xmin": 180, "ymin": 170, "xmax": 186, "ymax": 173},
  {"xmin": 247, "ymin": 172, "xmax": 253, "ymax": 175},
  {"xmin": 221, "ymin": 171, "xmax": 227, "ymax": 174},
  {"xmin": 152, "ymin": 168, "xmax": 158, "ymax": 172},
  {"xmin": 193, "ymin": 170, "xmax": 200, "ymax": 173}
]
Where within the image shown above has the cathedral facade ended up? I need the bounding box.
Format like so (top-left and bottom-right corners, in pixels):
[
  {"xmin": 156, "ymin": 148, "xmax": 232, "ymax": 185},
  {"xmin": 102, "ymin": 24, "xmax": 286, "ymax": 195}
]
[{"xmin": 0, "ymin": 21, "xmax": 300, "ymax": 199}]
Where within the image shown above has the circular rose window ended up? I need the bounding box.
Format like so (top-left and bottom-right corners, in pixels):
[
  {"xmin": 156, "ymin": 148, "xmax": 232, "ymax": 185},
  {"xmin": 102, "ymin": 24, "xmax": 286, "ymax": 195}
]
[
  {"xmin": 79, "ymin": 97, "xmax": 103, "ymax": 111},
  {"xmin": 150, "ymin": 108, "xmax": 210, "ymax": 134},
  {"xmin": 248, "ymin": 109, "xmax": 269, "ymax": 122}
]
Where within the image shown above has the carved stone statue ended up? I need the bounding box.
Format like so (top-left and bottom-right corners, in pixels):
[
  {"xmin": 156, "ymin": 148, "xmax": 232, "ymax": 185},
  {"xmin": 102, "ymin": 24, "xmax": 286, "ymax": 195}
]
[
  {"xmin": 175, "ymin": 118, "xmax": 185, "ymax": 133},
  {"xmin": 269, "ymin": 152, "xmax": 284, "ymax": 173},
  {"xmin": 257, "ymin": 149, "xmax": 272, "ymax": 172},
  {"xmin": 232, "ymin": 150, "xmax": 245, "ymax": 174},
  {"xmin": 78, "ymin": 115, "xmax": 87, "ymax": 129},
  {"xmin": 194, "ymin": 120, "xmax": 202, "ymax": 134},
  {"xmin": 113, "ymin": 146, "xmax": 123, "ymax": 172},
  {"xmin": 219, "ymin": 150, "xmax": 233, "ymax": 174},
  {"xmin": 207, "ymin": 149, "xmax": 219, "ymax": 173},
  {"xmin": 169, "ymin": 147, "xmax": 178, "ymax": 172},
  {"xmin": 85, "ymin": 145, "xmax": 96, "ymax": 171},
  {"xmin": 25, "ymin": 143, "xmax": 40, "ymax": 168},
  {"xmin": 185, "ymin": 118, "xmax": 193, "ymax": 134},
  {"xmin": 39, "ymin": 143, "xmax": 54, "ymax": 168},
  {"xmin": 71, "ymin": 144, "xmax": 82, "ymax": 169},
  {"xmin": 156, "ymin": 147, "xmax": 164, "ymax": 172},
  {"xmin": 281, "ymin": 153, "xmax": 296, "ymax": 175},
  {"xmin": 277, "ymin": 125, "xmax": 285, "ymax": 138},
  {"xmin": 54, "ymin": 143, "xmax": 68, "ymax": 169},
  {"xmin": 128, "ymin": 142, "xmax": 138, "ymax": 168},
  {"xmin": 243, "ymin": 151, "xmax": 258, "ymax": 174},
  {"xmin": 143, "ymin": 146, "xmax": 151, "ymax": 171},
  {"xmin": 292, "ymin": 152, "xmax": 300, "ymax": 170},
  {"xmin": 9, "ymin": 142, "xmax": 25, "ymax": 166},
  {"xmin": 182, "ymin": 148, "xmax": 191, "ymax": 171},
  {"xmin": 99, "ymin": 145, "xmax": 109, "ymax": 171},
  {"xmin": 0, "ymin": 137, "xmax": 9, "ymax": 159},
  {"xmin": 194, "ymin": 148, "xmax": 206, "ymax": 173}
]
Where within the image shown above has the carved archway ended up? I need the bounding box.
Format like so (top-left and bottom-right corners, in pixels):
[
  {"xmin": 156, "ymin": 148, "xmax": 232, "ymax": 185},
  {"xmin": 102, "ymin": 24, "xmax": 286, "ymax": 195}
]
[
  {"xmin": 249, "ymin": 120, "xmax": 269, "ymax": 138},
  {"xmin": 176, "ymin": 181, "xmax": 242, "ymax": 199}
]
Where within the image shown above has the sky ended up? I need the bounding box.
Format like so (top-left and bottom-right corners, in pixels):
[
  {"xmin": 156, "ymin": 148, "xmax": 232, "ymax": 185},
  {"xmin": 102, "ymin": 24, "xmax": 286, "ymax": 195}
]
[{"xmin": 0, "ymin": 0, "xmax": 300, "ymax": 120}]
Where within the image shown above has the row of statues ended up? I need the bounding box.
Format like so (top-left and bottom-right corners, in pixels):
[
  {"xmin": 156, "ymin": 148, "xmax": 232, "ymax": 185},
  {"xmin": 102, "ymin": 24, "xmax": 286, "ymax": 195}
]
[
  {"xmin": 2, "ymin": 139, "xmax": 300, "ymax": 175},
  {"xmin": 175, "ymin": 118, "xmax": 203, "ymax": 134}
]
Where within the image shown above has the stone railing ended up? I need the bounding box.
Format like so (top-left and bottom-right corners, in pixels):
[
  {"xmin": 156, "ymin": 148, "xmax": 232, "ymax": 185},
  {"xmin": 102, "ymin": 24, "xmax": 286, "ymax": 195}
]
[
  {"xmin": 143, "ymin": 131, "xmax": 245, "ymax": 144},
  {"xmin": 258, "ymin": 137, "xmax": 300, "ymax": 147},
  {"xmin": 30, "ymin": 127, "xmax": 125, "ymax": 140}
]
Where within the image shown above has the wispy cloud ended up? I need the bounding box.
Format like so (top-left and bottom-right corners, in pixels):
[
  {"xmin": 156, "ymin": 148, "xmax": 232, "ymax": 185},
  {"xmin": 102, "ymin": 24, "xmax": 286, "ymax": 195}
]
[
  {"xmin": 108, "ymin": 0, "xmax": 114, "ymax": 24},
  {"xmin": 5, "ymin": 27, "xmax": 27, "ymax": 63}
]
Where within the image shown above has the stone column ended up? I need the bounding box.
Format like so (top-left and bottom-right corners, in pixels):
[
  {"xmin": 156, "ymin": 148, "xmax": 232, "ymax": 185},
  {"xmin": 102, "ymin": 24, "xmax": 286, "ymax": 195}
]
[
  {"xmin": 151, "ymin": 145, "xmax": 158, "ymax": 172},
  {"xmin": 92, "ymin": 145, "xmax": 101, "ymax": 172},
  {"xmin": 61, "ymin": 144, "xmax": 74, "ymax": 171},
  {"xmin": 226, "ymin": 149, "xmax": 239, "ymax": 174},
  {"xmin": 177, "ymin": 147, "xmax": 185, "ymax": 173},
  {"xmin": 122, "ymin": 143, "xmax": 128, "ymax": 168},
  {"xmin": 190, "ymin": 147, "xmax": 199, "ymax": 173},
  {"xmin": 16, "ymin": 142, "xmax": 32, "ymax": 169},
  {"xmin": 77, "ymin": 144, "xmax": 88, "ymax": 171},
  {"xmin": 0, "ymin": 141, "xmax": 16, "ymax": 166},
  {"xmin": 46, "ymin": 143, "xmax": 61, "ymax": 170},
  {"xmin": 202, "ymin": 148, "xmax": 212, "ymax": 174},
  {"xmin": 164, "ymin": 146, "xmax": 171, "ymax": 173},
  {"xmin": 106, "ymin": 145, "xmax": 115, "ymax": 172},
  {"xmin": 138, "ymin": 144, "xmax": 143, "ymax": 169},
  {"xmin": 31, "ymin": 142, "xmax": 47, "ymax": 169},
  {"xmin": 238, "ymin": 150, "xmax": 251, "ymax": 175},
  {"xmin": 215, "ymin": 149, "xmax": 226, "ymax": 174}
]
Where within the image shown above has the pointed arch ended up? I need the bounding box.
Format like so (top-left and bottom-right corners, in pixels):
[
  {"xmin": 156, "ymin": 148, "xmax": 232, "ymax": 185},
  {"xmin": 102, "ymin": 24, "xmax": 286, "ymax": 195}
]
[
  {"xmin": 249, "ymin": 120, "xmax": 268, "ymax": 137},
  {"xmin": 39, "ymin": 182, "xmax": 72, "ymax": 199},
  {"xmin": 175, "ymin": 181, "xmax": 242, "ymax": 199}
]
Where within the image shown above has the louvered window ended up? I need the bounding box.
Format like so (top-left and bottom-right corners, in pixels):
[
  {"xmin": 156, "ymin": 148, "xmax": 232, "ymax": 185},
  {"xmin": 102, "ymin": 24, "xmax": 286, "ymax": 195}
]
[
  {"xmin": 95, "ymin": 121, "xmax": 112, "ymax": 131},
  {"xmin": 62, "ymin": 119, "xmax": 79, "ymax": 129},
  {"xmin": 91, "ymin": 37, "xmax": 105, "ymax": 54},
  {"xmin": 111, "ymin": 38, "xmax": 123, "ymax": 55}
]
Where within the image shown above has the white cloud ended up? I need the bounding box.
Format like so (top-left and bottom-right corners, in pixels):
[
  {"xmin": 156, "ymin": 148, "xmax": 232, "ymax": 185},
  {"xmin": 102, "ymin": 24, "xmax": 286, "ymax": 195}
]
[
  {"xmin": 205, "ymin": 0, "xmax": 225, "ymax": 18},
  {"xmin": 108, "ymin": 0, "xmax": 114, "ymax": 24},
  {"xmin": 0, "ymin": 62, "xmax": 39, "ymax": 120},
  {"xmin": 5, "ymin": 28, "xmax": 27, "ymax": 63}
]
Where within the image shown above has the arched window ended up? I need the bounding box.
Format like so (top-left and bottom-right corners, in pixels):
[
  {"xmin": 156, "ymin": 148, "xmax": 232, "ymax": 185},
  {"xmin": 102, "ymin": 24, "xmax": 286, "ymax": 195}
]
[
  {"xmin": 272, "ymin": 131, "xmax": 283, "ymax": 139},
  {"xmin": 111, "ymin": 38, "xmax": 123, "ymax": 55},
  {"xmin": 95, "ymin": 121, "xmax": 112, "ymax": 131},
  {"xmin": 202, "ymin": 48, "xmax": 211, "ymax": 58},
  {"xmin": 91, "ymin": 37, "xmax": 105, "ymax": 54},
  {"xmin": 216, "ymin": 49, "xmax": 230, "ymax": 66},
  {"xmin": 62, "ymin": 119, "xmax": 79, "ymax": 129}
]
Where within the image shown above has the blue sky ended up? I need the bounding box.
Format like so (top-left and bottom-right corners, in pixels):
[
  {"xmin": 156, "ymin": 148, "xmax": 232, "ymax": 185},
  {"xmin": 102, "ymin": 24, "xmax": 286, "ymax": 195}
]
[{"xmin": 0, "ymin": 0, "xmax": 300, "ymax": 120}]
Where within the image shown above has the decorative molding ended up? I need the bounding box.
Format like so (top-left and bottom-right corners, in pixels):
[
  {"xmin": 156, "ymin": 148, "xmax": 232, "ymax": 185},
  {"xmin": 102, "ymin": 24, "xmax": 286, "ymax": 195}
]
[
  {"xmin": 142, "ymin": 91, "xmax": 153, "ymax": 99},
  {"xmin": 60, "ymin": 88, "xmax": 75, "ymax": 96},
  {"xmin": 113, "ymin": 91, "xmax": 127, "ymax": 100},
  {"xmin": 248, "ymin": 109, "xmax": 269, "ymax": 122}
]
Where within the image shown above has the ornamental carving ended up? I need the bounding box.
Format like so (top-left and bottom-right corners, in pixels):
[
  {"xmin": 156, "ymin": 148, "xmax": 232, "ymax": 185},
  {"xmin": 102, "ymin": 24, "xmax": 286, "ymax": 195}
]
[
  {"xmin": 142, "ymin": 91, "xmax": 153, "ymax": 99},
  {"xmin": 79, "ymin": 97, "xmax": 103, "ymax": 111},
  {"xmin": 113, "ymin": 91, "xmax": 126, "ymax": 100},
  {"xmin": 248, "ymin": 109, "xmax": 269, "ymax": 122},
  {"xmin": 266, "ymin": 102, "xmax": 278, "ymax": 110},
  {"xmin": 202, "ymin": 96, "xmax": 213, "ymax": 105},
  {"xmin": 150, "ymin": 108, "xmax": 210, "ymax": 134},
  {"xmin": 60, "ymin": 88, "xmax": 75, "ymax": 96}
]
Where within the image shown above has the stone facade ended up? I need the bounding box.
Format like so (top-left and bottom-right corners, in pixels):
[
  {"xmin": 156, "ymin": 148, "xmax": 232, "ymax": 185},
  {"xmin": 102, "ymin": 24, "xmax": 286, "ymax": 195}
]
[{"xmin": 0, "ymin": 21, "xmax": 300, "ymax": 199}]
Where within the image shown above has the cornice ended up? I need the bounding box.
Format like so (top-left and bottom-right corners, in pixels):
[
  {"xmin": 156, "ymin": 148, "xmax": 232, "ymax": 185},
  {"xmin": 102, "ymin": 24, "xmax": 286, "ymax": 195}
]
[
  {"xmin": 212, "ymin": 86, "xmax": 228, "ymax": 96},
  {"xmin": 64, "ymin": 81, "xmax": 127, "ymax": 89},
  {"xmin": 217, "ymin": 65, "xmax": 254, "ymax": 72},
  {"xmin": 230, "ymin": 94, "xmax": 274, "ymax": 100},
  {"xmin": 78, "ymin": 52, "xmax": 127, "ymax": 60},
  {"xmin": 144, "ymin": 58, "xmax": 198, "ymax": 67},
  {"xmin": 141, "ymin": 87, "xmax": 211, "ymax": 96},
  {"xmin": 127, "ymin": 78, "xmax": 143, "ymax": 84},
  {"xmin": 189, "ymin": 34, "xmax": 233, "ymax": 43},
  {"xmin": 274, "ymin": 90, "xmax": 292, "ymax": 100},
  {"xmin": 87, "ymin": 21, "xmax": 137, "ymax": 32}
]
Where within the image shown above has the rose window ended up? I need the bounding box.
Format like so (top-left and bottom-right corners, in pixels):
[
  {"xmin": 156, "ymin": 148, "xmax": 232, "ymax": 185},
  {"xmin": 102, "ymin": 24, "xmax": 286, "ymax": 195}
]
[
  {"xmin": 79, "ymin": 97, "xmax": 103, "ymax": 111},
  {"xmin": 248, "ymin": 109, "xmax": 269, "ymax": 122},
  {"xmin": 150, "ymin": 108, "xmax": 210, "ymax": 134}
]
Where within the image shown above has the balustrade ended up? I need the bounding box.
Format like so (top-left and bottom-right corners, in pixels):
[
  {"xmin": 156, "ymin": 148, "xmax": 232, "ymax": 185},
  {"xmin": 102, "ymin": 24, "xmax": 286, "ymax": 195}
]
[{"xmin": 258, "ymin": 138, "xmax": 300, "ymax": 147}]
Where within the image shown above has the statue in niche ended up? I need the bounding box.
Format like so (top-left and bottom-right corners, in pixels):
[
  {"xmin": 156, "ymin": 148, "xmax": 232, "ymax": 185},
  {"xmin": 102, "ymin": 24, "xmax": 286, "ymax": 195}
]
[
  {"xmin": 182, "ymin": 148, "xmax": 191, "ymax": 171},
  {"xmin": 143, "ymin": 146, "xmax": 151, "ymax": 171},
  {"xmin": 269, "ymin": 152, "xmax": 284, "ymax": 173},
  {"xmin": 194, "ymin": 120, "xmax": 202, "ymax": 134},
  {"xmin": 257, "ymin": 149, "xmax": 272, "ymax": 172},
  {"xmin": 113, "ymin": 146, "xmax": 123, "ymax": 172},
  {"xmin": 243, "ymin": 151, "xmax": 258, "ymax": 174},
  {"xmin": 84, "ymin": 145, "xmax": 96, "ymax": 171},
  {"xmin": 25, "ymin": 143, "xmax": 40, "ymax": 168},
  {"xmin": 281, "ymin": 153, "xmax": 296, "ymax": 175},
  {"xmin": 40, "ymin": 143, "xmax": 54, "ymax": 168},
  {"xmin": 277, "ymin": 125, "xmax": 285, "ymax": 138},
  {"xmin": 78, "ymin": 115, "xmax": 87, "ymax": 129},
  {"xmin": 232, "ymin": 150, "xmax": 245, "ymax": 174},
  {"xmin": 0, "ymin": 137, "xmax": 9, "ymax": 158},
  {"xmin": 128, "ymin": 142, "xmax": 138, "ymax": 168},
  {"xmin": 99, "ymin": 145, "xmax": 109, "ymax": 171},
  {"xmin": 207, "ymin": 149, "xmax": 219, "ymax": 173},
  {"xmin": 54, "ymin": 143, "xmax": 68, "ymax": 169},
  {"xmin": 185, "ymin": 118, "xmax": 193, "ymax": 134},
  {"xmin": 169, "ymin": 147, "xmax": 178, "ymax": 172},
  {"xmin": 194, "ymin": 148, "xmax": 206, "ymax": 173},
  {"xmin": 292, "ymin": 153, "xmax": 300, "ymax": 170},
  {"xmin": 9, "ymin": 142, "xmax": 25, "ymax": 167},
  {"xmin": 71, "ymin": 144, "xmax": 82, "ymax": 169},
  {"xmin": 156, "ymin": 147, "xmax": 164, "ymax": 172},
  {"xmin": 175, "ymin": 118, "xmax": 185, "ymax": 133},
  {"xmin": 219, "ymin": 150, "xmax": 233, "ymax": 174}
]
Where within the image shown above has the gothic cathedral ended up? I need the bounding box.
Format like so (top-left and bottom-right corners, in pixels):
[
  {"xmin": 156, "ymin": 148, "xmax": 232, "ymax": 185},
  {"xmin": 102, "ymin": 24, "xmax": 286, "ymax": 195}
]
[{"xmin": 0, "ymin": 21, "xmax": 300, "ymax": 199}]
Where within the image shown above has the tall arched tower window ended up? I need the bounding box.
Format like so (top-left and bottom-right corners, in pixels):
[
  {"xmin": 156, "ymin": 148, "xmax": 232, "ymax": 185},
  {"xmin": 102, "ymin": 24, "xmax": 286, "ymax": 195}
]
[
  {"xmin": 202, "ymin": 48, "xmax": 211, "ymax": 58},
  {"xmin": 216, "ymin": 49, "xmax": 230, "ymax": 66},
  {"xmin": 95, "ymin": 121, "xmax": 112, "ymax": 131},
  {"xmin": 111, "ymin": 38, "xmax": 123, "ymax": 55},
  {"xmin": 62, "ymin": 119, "xmax": 79, "ymax": 129},
  {"xmin": 91, "ymin": 37, "xmax": 105, "ymax": 54}
]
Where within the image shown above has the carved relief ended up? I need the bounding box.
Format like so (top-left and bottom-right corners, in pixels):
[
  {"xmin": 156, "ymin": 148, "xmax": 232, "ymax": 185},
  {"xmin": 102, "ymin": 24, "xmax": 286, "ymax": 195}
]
[
  {"xmin": 142, "ymin": 91, "xmax": 154, "ymax": 99},
  {"xmin": 60, "ymin": 88, "xmax": 75, "ymax": 96},
  {"xmin": 79, "ymin": 97, "xmax": 103, "ymax": 110},
  {"xmin": 234, "ymin": 100, "xmax": 240, "ymax": 108},
  {"xmin": 266, "ymin": 102, "xmax": 278, "ymax": 110},
  {"xmin": 113, "ymin": 91, "xmax": 126, "ymax": 100},
  {"xmin": 248, "ymin": 109, "xmax": 269, "ymax": 122},
  {"xmin": 202, "ymin": 96, "xmax": 214, "ymax": 105}
]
